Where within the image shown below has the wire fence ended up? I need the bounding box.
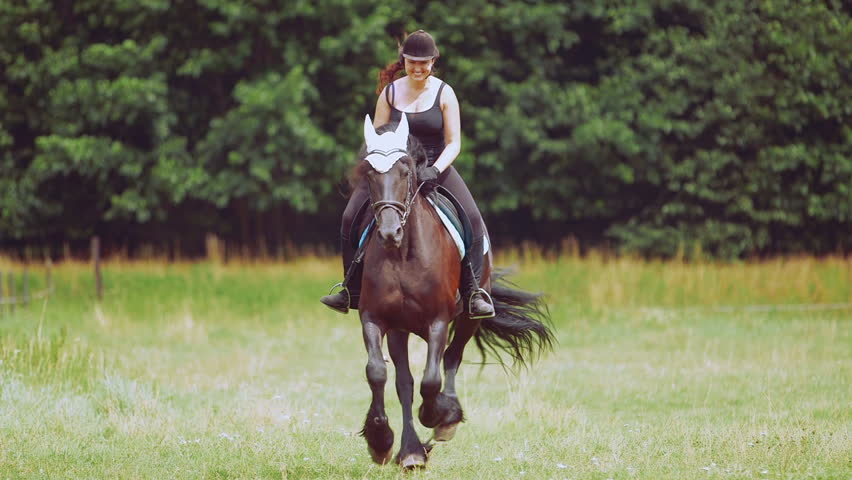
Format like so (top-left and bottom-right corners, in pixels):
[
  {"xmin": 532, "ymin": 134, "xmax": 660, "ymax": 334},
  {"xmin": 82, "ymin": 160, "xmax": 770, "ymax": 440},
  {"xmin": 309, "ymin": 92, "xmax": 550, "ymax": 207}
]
[{"xmin": 0, "ymin": 265, "xmax": 54, "ymax": 309}]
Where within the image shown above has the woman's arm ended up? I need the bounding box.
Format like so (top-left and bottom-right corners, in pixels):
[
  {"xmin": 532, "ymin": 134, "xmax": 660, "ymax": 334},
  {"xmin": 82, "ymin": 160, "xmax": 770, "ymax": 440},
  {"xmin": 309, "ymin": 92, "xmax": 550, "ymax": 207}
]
[
  {"xmin": 432, "ymin": 85, "xmax": 461, "ymax": 173},
  {"xmin": 373, "ymin": 85, "xmax": 391, "ymax": 128}
]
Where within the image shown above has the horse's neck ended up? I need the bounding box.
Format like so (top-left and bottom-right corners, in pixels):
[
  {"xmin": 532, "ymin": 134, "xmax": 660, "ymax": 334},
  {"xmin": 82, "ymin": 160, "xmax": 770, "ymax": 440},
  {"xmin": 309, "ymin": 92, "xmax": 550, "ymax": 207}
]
[
  {"xmin": 367, "ymin": 195, "xmax": 440, "ymax": 265},
  {"xmin": 400, "ymin": 195, "xmax": 440, "ymax": 257}
]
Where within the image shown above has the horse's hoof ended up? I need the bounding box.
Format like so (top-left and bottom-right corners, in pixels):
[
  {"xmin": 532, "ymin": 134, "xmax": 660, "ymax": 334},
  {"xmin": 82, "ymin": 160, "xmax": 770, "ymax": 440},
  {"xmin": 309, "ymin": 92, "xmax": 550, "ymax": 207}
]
[
  {"xmin": 398, "ymin": 453, "xmax": 427, "ymax": 470},
  {"xmin": 433, "ymin": 422, "xmax": 459, "ymax": 442},
  {"xmin": 368, "ymin": 446, "xmax": 393, "ymax": 465}
]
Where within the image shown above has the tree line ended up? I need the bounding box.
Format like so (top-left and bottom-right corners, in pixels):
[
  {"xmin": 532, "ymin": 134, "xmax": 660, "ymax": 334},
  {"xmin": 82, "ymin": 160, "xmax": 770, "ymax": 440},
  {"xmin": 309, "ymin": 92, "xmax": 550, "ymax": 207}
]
[{"xmin": 1, "ymin": 0, "xmax": 850, "ymax": 259}]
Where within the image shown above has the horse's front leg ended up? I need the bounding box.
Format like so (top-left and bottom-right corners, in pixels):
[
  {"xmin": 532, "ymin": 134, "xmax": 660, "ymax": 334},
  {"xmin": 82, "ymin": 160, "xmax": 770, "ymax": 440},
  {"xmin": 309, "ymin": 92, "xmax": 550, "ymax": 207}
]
[
  {"xmin": 387, "ymin": 330, "xmax": 430, "ymax": 469},
  {"xmin": 417, "ymin": 320, "xmax": 450, "ymax": 430},
  {"xmin": 360, "ymin": 319, "xmax": 393, "ymax": 464}
]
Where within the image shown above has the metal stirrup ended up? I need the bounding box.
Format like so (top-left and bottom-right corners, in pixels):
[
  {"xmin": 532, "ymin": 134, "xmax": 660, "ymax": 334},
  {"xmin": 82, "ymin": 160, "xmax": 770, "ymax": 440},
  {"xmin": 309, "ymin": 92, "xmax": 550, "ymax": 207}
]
[
  {"xmin": 327, "ymin": 282, "xmax": 351, "ymax": 310},
  {"xmin": 468, "ymin": 288, "xmax": 495, "ymax": 320}
]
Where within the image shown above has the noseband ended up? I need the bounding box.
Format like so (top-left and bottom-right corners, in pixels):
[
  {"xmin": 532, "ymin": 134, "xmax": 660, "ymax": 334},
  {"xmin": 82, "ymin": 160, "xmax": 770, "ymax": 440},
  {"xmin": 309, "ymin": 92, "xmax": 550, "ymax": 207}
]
[{"xmin": 366, "ymin": 149, "xmax": 426, "ymax": 229}]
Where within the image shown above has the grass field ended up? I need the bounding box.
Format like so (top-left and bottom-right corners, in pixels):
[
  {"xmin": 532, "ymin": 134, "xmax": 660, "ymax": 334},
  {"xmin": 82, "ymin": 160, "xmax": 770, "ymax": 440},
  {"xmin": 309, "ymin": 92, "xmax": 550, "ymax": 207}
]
[{"xmin": 0, "ymin": 254, "xmax": 849, "ymax": 479}]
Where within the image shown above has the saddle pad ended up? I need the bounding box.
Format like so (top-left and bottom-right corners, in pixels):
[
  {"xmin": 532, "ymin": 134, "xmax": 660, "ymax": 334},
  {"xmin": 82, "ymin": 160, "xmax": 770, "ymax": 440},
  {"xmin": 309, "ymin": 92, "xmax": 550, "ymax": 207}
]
[
  {"xmin": 428, "ymin": 197, "xmax": 465, "ymax": 259},
  {"xmin": 429, "ymin": 191, "xmax": 489, "ymax": 258},
  {"xmin": 431, "ymin": 192, "xmax": 463, "ymax": 241}
]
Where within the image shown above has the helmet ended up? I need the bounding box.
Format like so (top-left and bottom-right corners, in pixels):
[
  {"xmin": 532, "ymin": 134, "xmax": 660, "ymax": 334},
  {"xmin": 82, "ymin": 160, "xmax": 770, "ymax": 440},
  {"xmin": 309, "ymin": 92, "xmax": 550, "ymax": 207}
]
[{"xmin": 400, "ymin": 30, "xmax": 439, "ymax": 61}]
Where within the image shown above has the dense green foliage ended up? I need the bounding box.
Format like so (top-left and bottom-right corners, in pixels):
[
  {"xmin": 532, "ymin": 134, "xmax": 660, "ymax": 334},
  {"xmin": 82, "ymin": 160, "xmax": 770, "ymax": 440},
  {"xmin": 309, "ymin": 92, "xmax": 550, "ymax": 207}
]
[{"xmin": 1, "ymin": 0, "xmax": 850, "ymax": 257}]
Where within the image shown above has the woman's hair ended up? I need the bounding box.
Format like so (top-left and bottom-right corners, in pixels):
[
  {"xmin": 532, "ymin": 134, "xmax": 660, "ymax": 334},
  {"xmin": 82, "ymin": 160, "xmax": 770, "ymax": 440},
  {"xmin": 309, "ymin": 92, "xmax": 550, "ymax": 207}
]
[
  {"xmin": 375, "ymin": 30, "xmax": 440, "ymax": 95},
  {"xmin": 376, "ymin": 55, "xmax": 405, "ymax": 95}
]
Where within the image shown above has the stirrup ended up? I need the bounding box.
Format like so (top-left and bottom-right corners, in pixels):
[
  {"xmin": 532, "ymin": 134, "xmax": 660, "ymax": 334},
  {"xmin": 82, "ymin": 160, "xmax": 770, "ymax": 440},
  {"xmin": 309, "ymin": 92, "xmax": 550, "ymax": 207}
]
[
  {"xmin": 468, "ymin": 288, "xmax": 495, "ymax": 320},
  {"xmin": 322, "ymin": 282, "xmax": 351, "ymax": 313}
]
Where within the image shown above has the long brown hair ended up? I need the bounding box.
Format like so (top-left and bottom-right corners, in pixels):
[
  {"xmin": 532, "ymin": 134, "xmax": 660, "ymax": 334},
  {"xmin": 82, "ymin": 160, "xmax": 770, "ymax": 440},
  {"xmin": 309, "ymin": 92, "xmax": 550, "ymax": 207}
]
[{"xmin": 376, "ymin": 55, "xmax": 404, "ymax": 95}]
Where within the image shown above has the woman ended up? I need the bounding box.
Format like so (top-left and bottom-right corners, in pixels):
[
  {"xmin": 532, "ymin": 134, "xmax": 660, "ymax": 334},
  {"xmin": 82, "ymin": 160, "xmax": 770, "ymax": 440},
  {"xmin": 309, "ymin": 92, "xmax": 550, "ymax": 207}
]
[{"xmin": 321, "ymin": 29, "xmax": 494, "ymax": 319}]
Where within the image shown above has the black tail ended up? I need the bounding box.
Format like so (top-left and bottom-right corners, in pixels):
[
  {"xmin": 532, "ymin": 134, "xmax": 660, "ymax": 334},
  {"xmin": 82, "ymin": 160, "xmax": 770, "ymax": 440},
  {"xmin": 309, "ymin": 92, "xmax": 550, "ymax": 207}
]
[{"xmin": 473, "ymin": 270, "xmax": 555, "ymax": 369}]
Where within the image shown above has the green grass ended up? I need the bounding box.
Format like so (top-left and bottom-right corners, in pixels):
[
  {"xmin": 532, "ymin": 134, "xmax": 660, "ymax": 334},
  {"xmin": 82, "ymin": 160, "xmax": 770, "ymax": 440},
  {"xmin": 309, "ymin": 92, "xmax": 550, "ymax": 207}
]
[{"xmin": 0, "ymin": 256, "xmax": 849, "ymax": 479}]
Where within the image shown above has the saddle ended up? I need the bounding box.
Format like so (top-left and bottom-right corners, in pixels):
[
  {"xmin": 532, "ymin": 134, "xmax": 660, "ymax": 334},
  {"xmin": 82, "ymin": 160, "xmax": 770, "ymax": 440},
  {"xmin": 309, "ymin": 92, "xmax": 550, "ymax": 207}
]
[{"xmin": 350, "ymin": 186, "xmax": 474, "ymax": 258}]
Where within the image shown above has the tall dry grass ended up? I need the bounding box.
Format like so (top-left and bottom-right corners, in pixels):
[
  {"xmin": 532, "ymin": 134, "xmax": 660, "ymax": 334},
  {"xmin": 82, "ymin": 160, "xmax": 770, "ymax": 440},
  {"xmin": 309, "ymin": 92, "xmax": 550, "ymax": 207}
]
[
  {"xmin": 2, "ymin": 248, "xmax": 850, "ymax": 310},
  {"xmin": 494, "ymin": 246, "xmax": 851, "ymax": 310}
]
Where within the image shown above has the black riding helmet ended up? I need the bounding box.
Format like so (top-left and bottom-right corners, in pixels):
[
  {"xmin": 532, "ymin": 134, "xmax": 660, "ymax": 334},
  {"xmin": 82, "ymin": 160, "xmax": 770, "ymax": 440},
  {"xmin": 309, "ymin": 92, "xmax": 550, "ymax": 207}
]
[{"xmin": 400, "ymin": 30, "xmax": 440, "ymax": 62}]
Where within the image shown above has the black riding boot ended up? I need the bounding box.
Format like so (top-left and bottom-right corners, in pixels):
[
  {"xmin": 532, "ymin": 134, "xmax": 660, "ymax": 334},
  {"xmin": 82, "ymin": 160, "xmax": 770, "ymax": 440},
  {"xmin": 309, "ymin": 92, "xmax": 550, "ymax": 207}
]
[
  {"xmin": 320, "ymin": 233, "xmax": 362, "ymax": 314},
  {"xmin": 460, "ymin": 236, "xmax": 495, "ymax": 319}
]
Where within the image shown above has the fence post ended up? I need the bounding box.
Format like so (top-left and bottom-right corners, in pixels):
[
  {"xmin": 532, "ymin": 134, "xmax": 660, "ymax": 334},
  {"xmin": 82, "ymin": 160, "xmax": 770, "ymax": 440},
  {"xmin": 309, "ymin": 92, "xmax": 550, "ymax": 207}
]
[
  {"xmin": 92, "ymin": 236, "xmax": 102, "ymax": 300},
  {"xmin": 23, "ymin": 269, "xmax": 30, "ymax": 306},
  {"xmin": 7, "ymin": 272, "xmax": 14, "ymax": 313}
]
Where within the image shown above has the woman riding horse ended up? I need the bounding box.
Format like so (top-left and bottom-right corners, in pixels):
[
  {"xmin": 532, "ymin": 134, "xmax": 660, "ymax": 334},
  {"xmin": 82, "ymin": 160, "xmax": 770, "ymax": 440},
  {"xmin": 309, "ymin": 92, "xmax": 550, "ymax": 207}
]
[
  {"xmin": 321, "ymin": 29, "xmax": 494, "ymax": 319},
  {"xmin": 350, "ymin": 114, "xmax": 553, "ymax": 468}
]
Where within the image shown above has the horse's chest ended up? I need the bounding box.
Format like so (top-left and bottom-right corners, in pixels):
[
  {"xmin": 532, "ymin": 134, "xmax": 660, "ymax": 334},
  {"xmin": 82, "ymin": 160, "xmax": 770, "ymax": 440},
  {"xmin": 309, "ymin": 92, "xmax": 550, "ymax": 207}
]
[
  {"xmin": 364, "ymin": 259, "xmax": 446, "ymax": 317},
  {"xmin": 369, "ymin": 261, "xmax": 433, "ymax": 296}
]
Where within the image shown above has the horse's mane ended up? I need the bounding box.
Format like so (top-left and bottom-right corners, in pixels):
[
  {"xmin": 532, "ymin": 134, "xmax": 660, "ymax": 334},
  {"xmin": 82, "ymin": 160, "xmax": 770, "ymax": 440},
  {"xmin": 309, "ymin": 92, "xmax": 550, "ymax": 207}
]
[{"xmin": 348, "ymin": 122, "xmax": 428, "ymax": 192}]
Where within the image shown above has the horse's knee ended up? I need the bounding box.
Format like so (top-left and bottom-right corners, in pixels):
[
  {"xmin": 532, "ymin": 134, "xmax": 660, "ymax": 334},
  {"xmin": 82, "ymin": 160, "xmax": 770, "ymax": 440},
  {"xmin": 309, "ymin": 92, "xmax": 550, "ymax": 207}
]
[{"xmin": 366, "ymin": 358, "xmax": 387, "ymax": 387}]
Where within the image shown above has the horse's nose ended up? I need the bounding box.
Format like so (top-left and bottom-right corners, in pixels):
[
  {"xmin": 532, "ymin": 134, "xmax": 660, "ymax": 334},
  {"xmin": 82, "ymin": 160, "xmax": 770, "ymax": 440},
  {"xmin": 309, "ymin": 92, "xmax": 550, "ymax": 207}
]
[{"xmin": 379, "ymin": 224, "xmax": 403, "ymax": 249}]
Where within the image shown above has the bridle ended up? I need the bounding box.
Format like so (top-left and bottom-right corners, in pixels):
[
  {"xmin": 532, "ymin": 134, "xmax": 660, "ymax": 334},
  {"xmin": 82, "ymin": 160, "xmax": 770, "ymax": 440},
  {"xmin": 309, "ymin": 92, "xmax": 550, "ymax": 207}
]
[{"xmin": 366, "ymin": 148, "xmax": 427, "ymax": 229}]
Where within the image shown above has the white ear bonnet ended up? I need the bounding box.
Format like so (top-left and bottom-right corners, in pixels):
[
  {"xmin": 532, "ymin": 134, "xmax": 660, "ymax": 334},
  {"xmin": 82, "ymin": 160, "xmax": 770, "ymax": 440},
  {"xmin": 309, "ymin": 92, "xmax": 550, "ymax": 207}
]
[{"xmin": 363, "ymin": 114, "xmax": 409, "ymax": 173}]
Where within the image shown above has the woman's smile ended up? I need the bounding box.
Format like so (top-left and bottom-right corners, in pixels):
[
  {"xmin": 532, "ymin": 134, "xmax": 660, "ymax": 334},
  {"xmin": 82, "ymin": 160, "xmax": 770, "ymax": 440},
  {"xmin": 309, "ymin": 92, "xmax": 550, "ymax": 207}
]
[{"xmin": 405, "ymin": 58, "xmax": 433, "ymax": 79}]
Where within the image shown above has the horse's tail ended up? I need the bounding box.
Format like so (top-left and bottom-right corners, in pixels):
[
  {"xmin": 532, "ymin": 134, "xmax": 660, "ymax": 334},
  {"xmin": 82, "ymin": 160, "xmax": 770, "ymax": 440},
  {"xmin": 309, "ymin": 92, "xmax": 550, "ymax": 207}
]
[{"xmin": 473, "ymin": 270, "xmax": 555, "ymax": 369}]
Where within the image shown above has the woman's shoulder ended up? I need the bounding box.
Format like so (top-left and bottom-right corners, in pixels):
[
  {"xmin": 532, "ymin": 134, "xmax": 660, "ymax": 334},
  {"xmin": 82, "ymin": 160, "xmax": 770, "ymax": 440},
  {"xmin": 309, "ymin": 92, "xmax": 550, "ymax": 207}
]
[
  {"xmin": 432, "ymin": 77, "xmax": 456, "ymax": 94},
  {"xmin": 433, "ymin": 78, "xmax": 457, "ymax": 105},
  {"xmin": 378, "ymin": 82, "xmax": 397, "ymax": 107}
]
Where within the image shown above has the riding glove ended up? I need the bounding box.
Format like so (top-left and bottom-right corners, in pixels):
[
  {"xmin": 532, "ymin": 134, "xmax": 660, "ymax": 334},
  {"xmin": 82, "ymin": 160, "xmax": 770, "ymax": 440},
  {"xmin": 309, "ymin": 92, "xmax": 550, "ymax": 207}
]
[{"xmin": 417, "ymin": 165, "xmax": 440, "ymax": 187}]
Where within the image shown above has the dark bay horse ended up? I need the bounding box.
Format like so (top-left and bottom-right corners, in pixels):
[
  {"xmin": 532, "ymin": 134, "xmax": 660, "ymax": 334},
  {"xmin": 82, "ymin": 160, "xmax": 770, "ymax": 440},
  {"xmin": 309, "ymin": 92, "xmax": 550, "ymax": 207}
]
[{"xmin": 353, "ymin": 115, "xmax": 553, "ymax": 469}]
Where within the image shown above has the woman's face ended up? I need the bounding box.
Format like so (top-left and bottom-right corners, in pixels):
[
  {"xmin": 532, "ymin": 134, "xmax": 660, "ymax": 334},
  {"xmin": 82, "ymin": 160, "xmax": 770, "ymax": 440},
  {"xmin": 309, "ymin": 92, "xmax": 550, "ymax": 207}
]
[{"xmin": 404, "ymin": 58, "xmax": 434, "ymax": 81}]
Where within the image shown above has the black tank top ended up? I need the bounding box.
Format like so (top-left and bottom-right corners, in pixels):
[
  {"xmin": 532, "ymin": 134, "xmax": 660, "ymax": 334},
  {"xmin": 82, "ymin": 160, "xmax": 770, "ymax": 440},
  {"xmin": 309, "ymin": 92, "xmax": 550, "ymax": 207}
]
[{"xmin": 388, "ymin": 81, "xmax": 446, "ymax": 166}]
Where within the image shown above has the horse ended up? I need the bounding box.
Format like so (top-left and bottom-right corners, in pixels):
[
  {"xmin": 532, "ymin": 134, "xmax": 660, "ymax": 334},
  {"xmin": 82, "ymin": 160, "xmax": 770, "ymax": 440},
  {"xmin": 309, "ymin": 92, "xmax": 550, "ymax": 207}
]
[{"xmin": 352, "ymin": 114, "xmax": 554, "ymax": 469}]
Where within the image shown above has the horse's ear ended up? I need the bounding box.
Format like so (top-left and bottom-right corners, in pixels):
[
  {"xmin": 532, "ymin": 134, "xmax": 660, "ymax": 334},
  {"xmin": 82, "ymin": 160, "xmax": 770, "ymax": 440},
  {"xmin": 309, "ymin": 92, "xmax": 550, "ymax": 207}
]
[
  {"xmin": 364, "ymin": 114, "xmax": 379, "ymax": 146},
  {"xmin": 395, "ymin": 112, "xmax": 409, "ymax": 143}
]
